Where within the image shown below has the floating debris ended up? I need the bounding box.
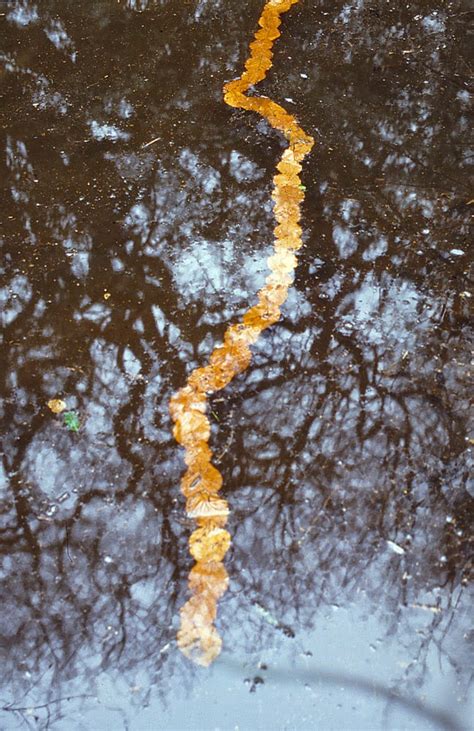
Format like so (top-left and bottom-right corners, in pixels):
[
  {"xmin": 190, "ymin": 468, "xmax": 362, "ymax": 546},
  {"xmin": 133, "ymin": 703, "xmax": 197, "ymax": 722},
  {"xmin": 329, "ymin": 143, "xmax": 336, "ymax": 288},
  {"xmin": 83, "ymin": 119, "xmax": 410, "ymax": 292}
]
[
  {"xmin": 47, "ymin": 398, "xmax": 67, "ymax": 414},
  {"xmin": 253, "ymin": 601, "xmax": 280, "ymax": 627},
  {"xmin": 386, "ymin": 539, "xmax": 405, "ymax": 555}
]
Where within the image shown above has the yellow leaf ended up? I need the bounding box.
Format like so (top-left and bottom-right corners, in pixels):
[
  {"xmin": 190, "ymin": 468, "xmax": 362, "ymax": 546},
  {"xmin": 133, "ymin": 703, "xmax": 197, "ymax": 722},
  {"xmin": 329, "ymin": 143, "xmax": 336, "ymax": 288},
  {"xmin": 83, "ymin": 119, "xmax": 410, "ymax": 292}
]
[
  {"xmin": 188, "ymin": 562, "xmax": 229, "ymax": 599},
  {"xmin": 47, "ymin": 399, "xmax": 66, "ymax": 414},
  {"xmin": 186, "ymin": 493, "xmax": 229, "ymax": 519},
  {"xmin": 173, "ymin": 411, "xmax": 210, "ymax": 446},
  {"xmin": 181, "ymin": 463, "xmax": 223, "ymax": 497},
  {"xmin": 177, "ymin": 596, "xmax": 222, "ymax": 667},
  {"xmin": 189, "ymin": 525, "xmax": 231, "ymax": 563}
]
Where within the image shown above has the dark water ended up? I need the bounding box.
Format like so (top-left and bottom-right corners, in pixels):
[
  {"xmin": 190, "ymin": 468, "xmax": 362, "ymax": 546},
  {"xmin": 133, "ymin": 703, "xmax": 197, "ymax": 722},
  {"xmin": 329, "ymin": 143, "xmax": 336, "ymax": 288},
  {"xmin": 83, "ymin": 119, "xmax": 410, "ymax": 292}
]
[{"xmin": 1, "ymin": 0, "xmax": 473, "ymax": 729}]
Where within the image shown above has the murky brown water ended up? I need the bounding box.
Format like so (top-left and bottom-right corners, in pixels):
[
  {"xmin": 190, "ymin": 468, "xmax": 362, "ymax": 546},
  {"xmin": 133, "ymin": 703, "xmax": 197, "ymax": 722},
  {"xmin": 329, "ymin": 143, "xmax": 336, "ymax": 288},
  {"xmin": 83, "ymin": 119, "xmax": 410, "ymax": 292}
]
[{"xmin": 1, "ymin": 0, "xmax": 472, "ymax": 729}]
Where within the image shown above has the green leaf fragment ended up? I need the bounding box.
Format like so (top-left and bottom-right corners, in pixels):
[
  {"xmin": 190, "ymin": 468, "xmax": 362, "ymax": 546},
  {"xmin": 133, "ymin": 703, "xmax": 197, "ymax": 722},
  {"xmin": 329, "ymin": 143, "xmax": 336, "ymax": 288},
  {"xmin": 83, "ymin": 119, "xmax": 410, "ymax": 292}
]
[{"xmin": 63, "ymin": 411, "xmax": 80, "ymax": 432}]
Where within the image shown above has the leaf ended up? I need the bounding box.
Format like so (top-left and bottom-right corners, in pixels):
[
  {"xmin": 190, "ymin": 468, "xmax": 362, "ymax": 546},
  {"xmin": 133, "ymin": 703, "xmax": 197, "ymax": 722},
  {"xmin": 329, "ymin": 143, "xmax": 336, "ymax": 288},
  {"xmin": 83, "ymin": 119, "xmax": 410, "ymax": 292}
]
[
  {"xmin": 186, "ymin": 493, "xmax": 229, "ymax": 519},
  {"xmin": 189, "ymin": 525, "xmax": 231, "ymax": 563},
  {"xmin": 47, "ymin": 398, "xmax": 66, "ymax": 414},
  {"xmin": 173, "ymin": 410, "xmax": 210, "ymax": 446},
  {"xmin": 188, "ymin": 562, "xmax": 229, "ymax": 595},
  {"xmin": 63, "ymin": 411, "xmax": 80, "ymax": 432},
  {"xmin": 181, "ymin": 463, "xmax": 223, "ymax": 497},
  {"xmin": 177, "ymin": 596, "xmax": 222, "ymax": 667}
]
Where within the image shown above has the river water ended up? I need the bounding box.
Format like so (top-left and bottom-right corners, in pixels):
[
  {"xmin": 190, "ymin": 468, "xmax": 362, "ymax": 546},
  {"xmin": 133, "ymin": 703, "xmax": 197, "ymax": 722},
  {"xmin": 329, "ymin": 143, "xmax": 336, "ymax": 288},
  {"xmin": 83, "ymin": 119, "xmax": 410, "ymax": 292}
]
[{"xmin": 1, "ymin": 1, "xmax": 472, "ymax": 729}]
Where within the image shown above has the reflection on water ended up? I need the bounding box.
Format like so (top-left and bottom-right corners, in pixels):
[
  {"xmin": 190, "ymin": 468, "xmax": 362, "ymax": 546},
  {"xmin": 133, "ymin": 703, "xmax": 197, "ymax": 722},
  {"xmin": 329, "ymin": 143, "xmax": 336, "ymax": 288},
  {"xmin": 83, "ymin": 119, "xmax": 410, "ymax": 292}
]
[{"xmin": 0, "ymin": 0, "xmax": 472, "ymax": 729}]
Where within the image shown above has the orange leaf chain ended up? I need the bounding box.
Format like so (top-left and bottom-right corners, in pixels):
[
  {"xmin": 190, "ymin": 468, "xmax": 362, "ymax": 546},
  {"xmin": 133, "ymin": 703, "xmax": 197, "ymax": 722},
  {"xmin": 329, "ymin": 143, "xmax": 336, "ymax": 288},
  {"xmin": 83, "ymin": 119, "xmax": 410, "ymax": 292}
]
[{"xmin": 169, "ymin": 0, "xmax": 313, "ymax": 666}]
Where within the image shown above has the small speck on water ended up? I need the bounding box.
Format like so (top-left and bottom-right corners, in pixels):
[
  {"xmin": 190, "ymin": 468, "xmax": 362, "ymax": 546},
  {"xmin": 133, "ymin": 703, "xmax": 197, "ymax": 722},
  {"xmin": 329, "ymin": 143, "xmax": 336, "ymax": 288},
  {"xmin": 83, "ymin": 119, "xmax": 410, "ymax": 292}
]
[{"xmin": 386, "ymin": 540, "xmax": 405, "ymax": 555}]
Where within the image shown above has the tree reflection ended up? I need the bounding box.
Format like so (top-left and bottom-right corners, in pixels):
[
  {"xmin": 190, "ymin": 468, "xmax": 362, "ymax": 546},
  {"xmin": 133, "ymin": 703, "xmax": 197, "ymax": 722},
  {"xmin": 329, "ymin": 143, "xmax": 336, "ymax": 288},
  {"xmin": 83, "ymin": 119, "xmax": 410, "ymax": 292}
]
[{"xmin": 0, "ymin": 0, "xmax": 472, "ymax": 728}]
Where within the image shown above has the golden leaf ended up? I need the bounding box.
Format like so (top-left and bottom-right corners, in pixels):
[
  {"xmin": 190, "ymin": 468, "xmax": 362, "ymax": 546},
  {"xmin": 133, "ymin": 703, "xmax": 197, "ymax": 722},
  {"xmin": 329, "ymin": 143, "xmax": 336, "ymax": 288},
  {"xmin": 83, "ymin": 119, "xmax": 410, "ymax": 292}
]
[
  {"xmin": 47, "ymin": 399, "xmax": 66, "ymax": 414},
  {"xmin": 258, "ymin": 284, "xmax": 289, "ymax": 308},
  {"xmin": 250, "ymin": 37, "xmax": 274, "ymax": 57},
  {"xmin": 181, "ymin": 463, "xmax": 223, "ymax": 497},
  {"xmin": 186, "ymin": 493, "xmax": 229, "ymax": 519},
  {"xmin": 177, "ymin": 597, "xmax": 222, "ymax": 667},
  {"xmin": 188, "ymin": 562, "xmax": 229, "ymax": 599},
  {"xmin": 224, "ymin": 323, "xmax": 260, "ymax": 347},
  {"xmin": 189, "ymin": 525, "xmax": 231, "ymax": 563},
  {"xmin": 173, "ymin": 410, "xmax": 211, "ymax": 446},
  {"xmin": 188, "ymin": 365, "xmax": 229, "ymax": 392},
  {"xmin": 244, "ymin": 54, "xmax": 273, "ymax": 80},
  {"xmin": 255, "ymin": 25, "xmax": 280, "ymax": 42},
  {"xmin": 267, "ymin": 251, "xmax": 298, "ymax": 274},
  {"xmin": 183, "ymin": 441, "xmax": 213, "ymax": 468},
  {"xmin": 195, "ymin": 515, "xmax": 228, "ymax": 530}
]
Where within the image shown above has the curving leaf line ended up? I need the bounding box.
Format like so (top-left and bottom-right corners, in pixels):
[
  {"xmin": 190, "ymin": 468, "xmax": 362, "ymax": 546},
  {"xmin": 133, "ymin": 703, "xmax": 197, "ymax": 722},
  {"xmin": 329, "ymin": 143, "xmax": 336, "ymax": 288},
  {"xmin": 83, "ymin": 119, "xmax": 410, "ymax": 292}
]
[{"xmin": 169, "ymin": 0, "xmax": 314, "ymax": 667}]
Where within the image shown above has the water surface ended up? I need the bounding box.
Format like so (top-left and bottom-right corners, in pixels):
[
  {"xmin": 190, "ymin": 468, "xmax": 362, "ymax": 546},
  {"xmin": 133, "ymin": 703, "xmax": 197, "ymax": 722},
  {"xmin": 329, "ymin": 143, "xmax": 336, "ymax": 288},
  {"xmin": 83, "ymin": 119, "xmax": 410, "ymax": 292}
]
[{"xmin": 1, "ymin": 0, "xmax": 472, "ymax": 729}]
